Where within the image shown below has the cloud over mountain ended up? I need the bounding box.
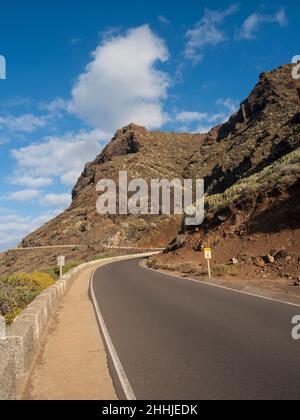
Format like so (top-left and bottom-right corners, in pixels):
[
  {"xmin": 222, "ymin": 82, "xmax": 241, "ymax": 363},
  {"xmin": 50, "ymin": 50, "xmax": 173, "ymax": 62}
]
[{"xmin": 69, "ymin": 25, "xmax": 170, "ymax": 131}]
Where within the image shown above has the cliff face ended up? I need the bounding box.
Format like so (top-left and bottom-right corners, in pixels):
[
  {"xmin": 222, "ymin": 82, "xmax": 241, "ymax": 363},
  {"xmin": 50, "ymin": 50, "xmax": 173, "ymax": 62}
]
[
  {"xmin": 150, "ymin": 64, "xmax": 300, "ymax": 284},
  {"xmin": 21, "ymin": 125, "xmax": 204, "ymax": 249},
  {"xmin": 16, "ymin": 63, "xmax": 300, "ymax": 268},
  {"xmin": 184, "ymin": 64, "xmax": 300, "ymax": 194}
]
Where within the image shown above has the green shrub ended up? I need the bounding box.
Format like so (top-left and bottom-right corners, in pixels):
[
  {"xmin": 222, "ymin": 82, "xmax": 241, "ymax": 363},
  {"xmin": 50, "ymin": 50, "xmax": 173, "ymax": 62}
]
[
  {"xmin": 0, "ymin": 272, "xmax": 55, "ymax": 324},
  {"xmin": 177, "ymin": 262, "xmax": 202, "ymax": 275},
  {"xmin": 46, "ymin": 261, "xmax": 80, "ymax": 280},
  {"xmin": 211, "ymin": 264, "xmax": 238, "ymax": 277},
  {"xmin": 14, "ymin": 272, "xmax": 55, "ymax": 292},
  {"xmin": 4, "ymin": 309, "xmax": 22, "ymax": 325},
  {"xmin": 205, "ymin": 148, "xmax": 300, "ymax": 213}
]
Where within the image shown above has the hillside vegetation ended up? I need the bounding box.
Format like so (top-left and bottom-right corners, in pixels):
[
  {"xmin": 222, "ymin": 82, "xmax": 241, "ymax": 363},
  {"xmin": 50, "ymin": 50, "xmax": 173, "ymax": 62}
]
[
  {"xmin": 0, "ymin": 272, "xmax": 55, "ymax": 324},
  {"xmin": 0, "ymin": 260, "xmax": 82, "ymax": 324},
  {"xmin": 206, "ymin": 148, "xmax": 300, "ymax": 214}
]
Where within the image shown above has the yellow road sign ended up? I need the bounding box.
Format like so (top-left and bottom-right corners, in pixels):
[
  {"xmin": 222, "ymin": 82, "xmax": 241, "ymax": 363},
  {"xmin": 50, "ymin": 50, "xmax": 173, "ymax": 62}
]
[{"xmin": 204, "ymin": 248, "xmax": 212, "ymax": 259}]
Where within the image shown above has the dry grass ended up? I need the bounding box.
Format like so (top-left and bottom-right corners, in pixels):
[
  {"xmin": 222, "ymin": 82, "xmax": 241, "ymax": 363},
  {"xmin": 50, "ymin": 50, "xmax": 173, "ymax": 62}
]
[
  {"xmin": 211, "ymin": 264, "xmax": 238, "ymax": 277},
  {"xmin": 147, "ymin": 256, "xmax": 238, "ymax": 278},
  {"xmin": 147, "ymin": 256, "xmax": 205, "ymax": 275}
]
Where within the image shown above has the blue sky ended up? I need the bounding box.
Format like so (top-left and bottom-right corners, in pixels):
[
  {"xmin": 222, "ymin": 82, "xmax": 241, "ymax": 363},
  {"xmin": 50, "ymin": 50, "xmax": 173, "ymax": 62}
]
[{"xmin": 0, "ymin": 0, "xmax": 299, "ymax": 251}]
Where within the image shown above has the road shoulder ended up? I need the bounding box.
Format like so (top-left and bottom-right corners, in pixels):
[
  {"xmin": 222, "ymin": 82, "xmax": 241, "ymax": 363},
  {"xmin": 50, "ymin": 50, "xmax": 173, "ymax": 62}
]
[
  {"xmin": 140, "ymin": 260, "xmax": 300, "ymax": 307},
  {"xmin": 23, "ymin": 263, "xmax": 117, "ymax": 401}
]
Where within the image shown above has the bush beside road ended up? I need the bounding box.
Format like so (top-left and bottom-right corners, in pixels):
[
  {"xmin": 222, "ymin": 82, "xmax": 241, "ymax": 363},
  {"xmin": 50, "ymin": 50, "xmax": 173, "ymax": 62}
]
[{"xmin": 0, "ymin": 272, "xmax": 55, "ymax": 324}]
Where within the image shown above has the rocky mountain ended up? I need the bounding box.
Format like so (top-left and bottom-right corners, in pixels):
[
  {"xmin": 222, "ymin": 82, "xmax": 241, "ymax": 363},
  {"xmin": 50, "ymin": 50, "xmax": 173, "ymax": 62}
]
[
  {"xmin": 184, "ymin": 64, "xmax": 300, "ymax": 193},
  {"xmin": 1, "ymin": 63, "xmax": 299, "ymax": 278},
  {"xmin": 153, "ymin": 64, "xmax": 300, "ymax": 285},
  {"xmin": 20, "ymin": 125, "xmax": 204, "ymax": 249}
]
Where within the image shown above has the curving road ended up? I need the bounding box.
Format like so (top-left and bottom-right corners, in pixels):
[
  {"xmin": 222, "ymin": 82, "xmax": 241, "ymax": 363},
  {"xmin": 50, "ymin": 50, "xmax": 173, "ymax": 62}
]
[{"xmin": 91, "ymin": 258, "xmax": 300, "ymax": 400}]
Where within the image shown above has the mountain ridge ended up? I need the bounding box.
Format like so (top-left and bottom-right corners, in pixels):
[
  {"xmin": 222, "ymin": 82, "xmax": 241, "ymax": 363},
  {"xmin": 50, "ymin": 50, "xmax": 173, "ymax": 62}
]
[
  {"xmin": 18, "ymin": 63, "xmax": 300, "ymax": 250},
  {"xmin": 0, "ymin": 62, "xmax": 299, "ymax": 277}
]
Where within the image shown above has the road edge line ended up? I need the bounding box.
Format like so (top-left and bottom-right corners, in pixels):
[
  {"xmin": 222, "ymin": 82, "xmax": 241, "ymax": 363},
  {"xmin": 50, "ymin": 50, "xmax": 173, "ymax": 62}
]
[
  {"xmin": 90, "ymin": 265, "xmax": 137, "ymax": 401},
  {"xmin": 141, "ymin": 263, "xmax": 300, "ymax": 308}
]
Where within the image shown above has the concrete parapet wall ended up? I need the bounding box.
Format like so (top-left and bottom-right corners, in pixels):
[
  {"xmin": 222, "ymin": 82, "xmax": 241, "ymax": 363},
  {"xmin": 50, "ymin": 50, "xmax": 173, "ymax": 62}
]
[{"xmin": 0, "ymin": 252, "xmax": 158, "ymax": 400}]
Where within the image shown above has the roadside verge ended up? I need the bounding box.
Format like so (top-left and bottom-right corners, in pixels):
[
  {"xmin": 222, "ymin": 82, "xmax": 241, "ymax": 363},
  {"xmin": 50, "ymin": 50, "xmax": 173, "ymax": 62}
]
[{"xmin": 0, "ymin": 252, "xmax": 159, "ymax": 400}]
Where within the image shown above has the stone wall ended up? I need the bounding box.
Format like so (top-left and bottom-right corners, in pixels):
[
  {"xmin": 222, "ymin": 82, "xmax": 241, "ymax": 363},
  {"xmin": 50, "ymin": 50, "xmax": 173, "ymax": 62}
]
[{"xmin": 0, "ymin": 253, "xmax": 158, "ymax": 400}]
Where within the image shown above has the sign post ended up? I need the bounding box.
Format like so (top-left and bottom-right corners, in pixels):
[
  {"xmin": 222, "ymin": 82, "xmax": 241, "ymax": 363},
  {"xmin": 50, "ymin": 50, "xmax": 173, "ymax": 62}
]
[
  {"xmin": 58, "ymin": 256, "xmax": 65, "ymax": 279},
  {"xmin": 204, "ymin": 248, "xmax": 212, "ymax": 278},
  {"xmin": 0, "ymin": 315, "xmax": 6, "ymax": 339}
]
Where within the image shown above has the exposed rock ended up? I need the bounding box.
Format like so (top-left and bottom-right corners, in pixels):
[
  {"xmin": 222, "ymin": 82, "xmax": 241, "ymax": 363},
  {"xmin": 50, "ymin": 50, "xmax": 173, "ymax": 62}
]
[
  {"xmin": 166, "ymin": 235, "xmax": 186, "ymax": 253},
  {"xmin": 275, "ymin": 250, "xmax": 289, "ymax": 261},
  {"xmin": 264, "ymin": 254, "xmax": 275, "ymax": 264},
  {"xmin": 183, "ymin": 64, "xmax": 300, "ymax": 197},
  {"xmin": 254, "ymin": 257, "xmax": 266, "ymax": 268},
  {"xmin": 269, "ymin": 249, "xmax": 282, "ymax": 258}
]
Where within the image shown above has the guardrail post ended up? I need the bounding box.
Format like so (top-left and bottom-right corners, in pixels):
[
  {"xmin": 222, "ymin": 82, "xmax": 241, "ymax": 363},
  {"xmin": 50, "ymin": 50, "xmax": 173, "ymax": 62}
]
[{"xmin": 0, "ymin": 315, "xmax": 6, "ymax": 339}]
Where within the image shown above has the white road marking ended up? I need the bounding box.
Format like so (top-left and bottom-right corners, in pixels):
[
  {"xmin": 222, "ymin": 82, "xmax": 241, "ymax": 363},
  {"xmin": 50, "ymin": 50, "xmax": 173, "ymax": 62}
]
[
  {"xmin": 90, "ymin": 256, "xmax": 300, "ymax": 402},
  {"xmin": 91, "ymin": 266, "xmax": 137, "ymax": 401},
  {"xmin": 142, "ymin": 264, "xmax": 300, "ymax": 308}
]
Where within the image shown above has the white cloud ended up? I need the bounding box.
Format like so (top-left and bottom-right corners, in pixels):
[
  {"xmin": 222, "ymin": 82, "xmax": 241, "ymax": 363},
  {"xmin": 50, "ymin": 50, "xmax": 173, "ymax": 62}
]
[
  {"xmin": 70, "ymin": 38, "xmax": 83, "ymax": 45},
  {"xmin": 4, "ymin": 189, "xmax": 40, "ymax": 202},
  {"xmin": 0, "ymin": 114, "xmax": 47, "ymax": 133},
  {"xmin": 176, "ymin": 111, "xmax": 209, "ymax": 123},
  {"xmin": 275, "ymin": 8, "xmax": 288, "ymax": 27},
  {"xmin": 0, "ymin": 209, "xmax": 63, "ymax": 251},
  {"xmin": 1, "ymin": 97, "xmax": 31, "ymax": 108},
  {"xmin": 158, "ymin": 15, "xmax": 170, "ymax": 26},
  {"xmin": 11, "ymin": 129, "xmax": 108, "ymax": 187},
  {"xmin": 39, "ymin": 97, "xmax": 68, "ymax": 113},
  {"xmin": 216, "ymin": 98, "xmax": 239, "ymax": 115},
  {"xmin": 238, "ymin": 7, "xmax": 288, "ymax": 40},
  {"xmin": 41, "ymin": 193, "xmax": 71, "ymax": 208},
  {"xmin": 176, "ymin": 98, "xmax": 240, "ymax": 133},
  {"xmin": 60, "ymin": 170, "xmax": 82, "ymax": 186},
  {"xmin": 184, "ymin": 4, "xmax": 239, "ymax": 64},
  {"xmin": 195, "ymin": 99, "xmax": 239, "ymax": 132},
  {"xmin": 9, "ymin": 175, "xmax": 53, "ymax": 188},
  {"xmin": 69, "ymin": 25, "xmax": 170, "ymax": 131},
  {"xmin": 0, "ymin": 135, "xmax": 8, "ymax": 146},
  {"xmin": 196, "ymin": 125, "xmax": 215, "ymax": 134}
]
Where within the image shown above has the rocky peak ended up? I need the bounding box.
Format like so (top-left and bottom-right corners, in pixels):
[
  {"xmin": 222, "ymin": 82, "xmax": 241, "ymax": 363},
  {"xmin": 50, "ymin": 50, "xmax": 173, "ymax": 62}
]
[
  {"xmin": 217, "ymin": 64, "xmax": 300, "ymax": 141},
  {"xmin": 112, "ymin": 123, "xmax": 148, "ymax": 139},
  {"xmin": 96, "ymin": 123, "xmax": 147, "ymax": 164},
  {"xmin": 72, "ymin": 124, "xmax": 148, "ymax": 200}
]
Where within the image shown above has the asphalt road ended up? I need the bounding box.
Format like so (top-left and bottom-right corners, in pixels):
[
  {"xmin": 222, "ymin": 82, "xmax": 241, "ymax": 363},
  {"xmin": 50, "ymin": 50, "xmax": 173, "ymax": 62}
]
[{"xmin": 92, "ymin": 259, "xmax": 300, "ymax": 400}]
